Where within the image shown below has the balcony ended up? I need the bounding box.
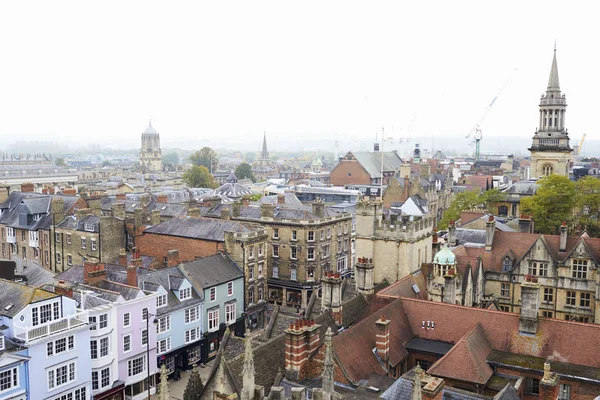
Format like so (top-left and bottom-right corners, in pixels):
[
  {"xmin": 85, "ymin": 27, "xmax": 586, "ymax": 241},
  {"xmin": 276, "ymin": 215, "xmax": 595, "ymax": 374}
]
[{"xmin": 14, "ymin": 310, "xmax": 88, "ymax": 342}]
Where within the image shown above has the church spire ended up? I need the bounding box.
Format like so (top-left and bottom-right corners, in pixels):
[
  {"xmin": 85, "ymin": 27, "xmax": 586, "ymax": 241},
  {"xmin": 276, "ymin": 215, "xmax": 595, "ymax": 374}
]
[
  {"xmin": 547, "ymin": 45, "xmax": 560, "ymax": 92},
  {"xmin": 241, "ymin": 338, "xmax": 256, "ymax": 400},
  {"xmin": 261, "ymin": 132, "xmax": 269, "ymax": 160},
  {"xmin": 321, "ymin": 327, "xmax": 335, "ymax": 398}
]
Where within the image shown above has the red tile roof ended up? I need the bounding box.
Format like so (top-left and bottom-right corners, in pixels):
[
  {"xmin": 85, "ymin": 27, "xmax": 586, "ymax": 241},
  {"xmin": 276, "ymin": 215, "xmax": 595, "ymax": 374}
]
[
  {"xmin": 378, "ymin": 271, "xmax": 428, "ymax": 300},
  {"xmin": 427, "ymin": 323, "xmax": 493, "ymax": 385}
]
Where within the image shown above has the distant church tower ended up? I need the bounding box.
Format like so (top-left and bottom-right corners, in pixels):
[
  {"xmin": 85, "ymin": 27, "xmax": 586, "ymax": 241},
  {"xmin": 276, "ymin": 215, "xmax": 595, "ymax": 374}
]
[
  {"xmin": 252, "ymin": 132, "xmax": 271, "ymax": 181},
  {"xmin": 528, "ymin": 46, "xmax": 572, "ymax": 178},
  {"xmin": 140, "ymin": 121, "xmax": 162, "ymax": 172}
]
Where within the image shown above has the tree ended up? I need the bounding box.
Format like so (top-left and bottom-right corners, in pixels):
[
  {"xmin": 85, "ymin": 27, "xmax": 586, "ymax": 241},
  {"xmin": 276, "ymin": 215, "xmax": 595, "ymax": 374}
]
[
  {"xmin": 480, "ymin": 188, "xmax": 507, "ymax": 213},
  {"xmin": 190, "ymin": 147, "xmax": 218, "ymax": 172},
  {"xmin": 575, "ymin": 176, "xmax": 600, "ymax": 235},
  {"xmin": 55, "ymin": 158, "xmax": 66, "ymax": 167},
  {"xmin": 182, "ymin": 165, "xmax": 216, "ymax": 188},
  {"xmin": 521, "ymin": 175, "xmax": 576, "ymax": 234},
  {"xmin": 235, "ymin": 162, "xmax": 256, "ymax": 182},
  {"xmin": 438, "ymin": 190, "xmax": 482, "ymax": 230},
  {"xmin": 162, "ymin": 152, "xmax": 180, "ymax": 166},
  {"xmin": 102, "ymin": 160, "xmax": 112, "ymax": 167}
]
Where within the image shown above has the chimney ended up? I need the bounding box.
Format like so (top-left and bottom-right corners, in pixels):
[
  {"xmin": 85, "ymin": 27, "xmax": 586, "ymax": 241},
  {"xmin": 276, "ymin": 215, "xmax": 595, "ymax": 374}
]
[
  {"xmin": 519, "ymin": 278, "xmax": 540, "ymax": 334},
  {"xmin": 355, "ymin": 257, "xmax": 374, "ymax": 296},
  {"xmin": 130, "ymin": 250, "xmax": 142, "ymax": 267},
  {"xmin": 559, "ymin": 221, "xmax": 567, "ymax": 252},
  {"xmin": 167, "ymin": 249, "xmax": 180, "ymax": 267},
  {"xmin": 285, "ymin": 319, "xmax": 320, "ymax": 382},
  {"xmin": 134, "ymin": 208, "xmax": 143, "ymax": 229},
  {"xmin": 519, "ymin": 214, "xmax": 533, "ymax": 233},
  {"xmin": 277, "ymin": 194, "xmax": 286, "ymax": 204},
  {"xmin": 115, "ymin": 193, "xmax": 127, "ymax": 202},
  {"xmin": 83, "ymin": 261, "xmax": 106, "ymax": 286},
  {"xmin": 156, "ymin": 194, "xmax": 168, "ymax": 203},
  {"xmin": 112, "ymin": 203, "xmax": 125, "ymax": 220},
  {"xmin": 51, "ymin": 197, "xmax": 65, "ymax": 223},
  {"xmin": 127, "ymin": 264, "xmax": 138, "ymax": 287},
  {"xmin": 151, "ymin": 210, "xmax": 161, "ymax": 226},
  {"xmin": 0, "ymin": 185, "xmax": 10, "ymax": 203},
  {"xmin": 403, "ymin": 175, "xmax": 410, "ymax": 202},
  {"xmin": 187, "ymin": 208, "xmax": 201, "ymax": 219},
  {"xmin": 221, "ymin": 207, "xmax": 231, "ymax": 220},
  {"xmin": 539, "ymin": 361, "xmax": 561, "ymax": 400},
  {"xmin": 55, "ymin": 281, "xmax": 74, "ymax": 298},
  {"xmin": 375, "ymin": 315, "xmax": 391, "ymax": 367},
  {"xmin": 321, "ymin": 272, "xmax": 343, "ymax": 326},
  {"xmin": 118, "ymin": 248, "xmax": 128, "ymax": 266},
  {"xmin": 312, "ymin": 199, "xmax": 324, "ymax": 218},
  {"xmin": 242, "ymin": 198, "xmax": 250, "ymax": 207},
  {"xmin": 448, "ymin": 220, "xmax": 457, "ymax": 247},
  {"xmin": 20, "ymin": 183, "xmax": 35, "ymax": 193},
  {"xmin": 485, "ymin": 215, "xmax": 495, "ymax": 251},
  {"xmin": 420, "ymin": 163, "xmax": 431, "ymax": 179},
  {"xmin": 443, "ymin": 271, "xmax": 457, "ymax": 305},
  {"xmin": 232, "ymin": 202, "xmax": 241, "ymax": 218},
  {"xmin": 260, "ymin": 203, "xmax": 275, "ymax": 219},
  {"xmin": 75, "ymin": 208, "xmax": 92, "ymax": 221},
  {"xmin": 399, "ymin": 163, "xmax": 411, "ymax": 181}
]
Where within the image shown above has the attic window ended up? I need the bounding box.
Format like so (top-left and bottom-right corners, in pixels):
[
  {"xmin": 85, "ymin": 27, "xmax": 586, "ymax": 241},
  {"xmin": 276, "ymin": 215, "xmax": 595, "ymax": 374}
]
[
  {"xmin": 84, "ymin": 224, "xmax": 95, "ymax": 232},
  {"xmin": 4, "ymin": 303, "xmax": 13, "ymax": 311},
  {"xmin": 502, "ymin": 258, "xmax": 512, "ymax": 272}
]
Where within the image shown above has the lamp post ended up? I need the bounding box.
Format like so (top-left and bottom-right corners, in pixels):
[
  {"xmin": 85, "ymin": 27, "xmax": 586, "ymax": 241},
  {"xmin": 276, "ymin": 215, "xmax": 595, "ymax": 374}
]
[{"xmin": 147, "ymin": 310, "xmax": 158, "ymax": 400}]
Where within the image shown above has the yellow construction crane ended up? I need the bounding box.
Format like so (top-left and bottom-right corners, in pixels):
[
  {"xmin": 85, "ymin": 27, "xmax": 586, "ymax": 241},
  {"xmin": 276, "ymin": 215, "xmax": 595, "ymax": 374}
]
[{"xmin": 576, "ymin": 133, "xmax": 586, "ymax": 155}]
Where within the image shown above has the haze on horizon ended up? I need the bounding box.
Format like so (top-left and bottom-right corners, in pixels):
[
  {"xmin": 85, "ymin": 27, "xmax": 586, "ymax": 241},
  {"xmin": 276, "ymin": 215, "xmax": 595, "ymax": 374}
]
[{"xmin": 1, "ymin": 1, "xmax": 598, "ymax": 156}]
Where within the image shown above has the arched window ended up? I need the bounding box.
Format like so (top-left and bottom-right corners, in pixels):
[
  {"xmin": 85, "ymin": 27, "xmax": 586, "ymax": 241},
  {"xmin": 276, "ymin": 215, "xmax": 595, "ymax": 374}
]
[{"xmin": 542, "ymin": 164, "xmax": 554, "ymax": 176}]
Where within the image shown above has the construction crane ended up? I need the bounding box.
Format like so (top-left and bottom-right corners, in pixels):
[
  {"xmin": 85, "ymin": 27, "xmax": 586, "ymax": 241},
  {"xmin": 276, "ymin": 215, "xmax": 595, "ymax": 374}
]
[
  {"xmin": 466, "ymin": 68, "xmax": 517, "ymax": 160},
  {"xmin": 575, "ymin": 133, "xmax": 586, "ymax": 155}
]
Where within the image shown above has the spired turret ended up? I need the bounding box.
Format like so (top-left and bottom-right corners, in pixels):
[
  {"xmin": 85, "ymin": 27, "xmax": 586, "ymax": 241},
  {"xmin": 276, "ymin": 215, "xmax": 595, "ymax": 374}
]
[{"xmin": 140, "ymin": 121, "xmax": 162, "ymax": 172}]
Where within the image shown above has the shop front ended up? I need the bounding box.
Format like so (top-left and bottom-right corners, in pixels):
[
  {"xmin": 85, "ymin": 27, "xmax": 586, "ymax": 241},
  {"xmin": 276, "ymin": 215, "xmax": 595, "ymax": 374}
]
[
  {"xmin": 157, "ymin": 340, "xmax": 204, "ymax": 378},
  {"xmin": 95, "ymin": 382, "xmax": 125, "ymax": 400}
]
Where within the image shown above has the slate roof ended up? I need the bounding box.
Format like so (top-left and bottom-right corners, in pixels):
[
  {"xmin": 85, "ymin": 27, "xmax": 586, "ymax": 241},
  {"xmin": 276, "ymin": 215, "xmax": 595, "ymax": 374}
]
[
  {"xmin": 350, "ymin": 151, "xmax": 404, "ymax": 179},
  {"xmin": 0, "ymin": 279, "xmax": 59, "ymax": 317},
  {"xmin": 206, "ymin": 203, "xmax": 344, "ymax": 222},
  {"xmin": 143, "ymin": 217, "xmax": 252, "ymax": 241},
  {"xmin": 405, "ymin": 338, "xmax": 454, "ymax": 356},
  {"xmin": 257, "ymin": 193, "xmax": 303, "ymax": 206},
  {"xmin": 179, "ymin": 253, "xmax": 244, "ymax": 290},
  {"xmin": 18, "ymin": 262, "xmax": 55, "ymax": 287}
]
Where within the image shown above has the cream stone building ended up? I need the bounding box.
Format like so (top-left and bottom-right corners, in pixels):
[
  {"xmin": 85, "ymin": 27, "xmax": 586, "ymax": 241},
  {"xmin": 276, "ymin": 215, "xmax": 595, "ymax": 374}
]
[
  {"xmin": 528, "ymin": 47, "xmax": 573, "ymax": 178},
  {"xmin": 354, "ymin": 199, "xmax": 434, "ymax": 284},
  {"xmin": 140, "ymin": 121, "xmax": 162, "ymax": 172}
]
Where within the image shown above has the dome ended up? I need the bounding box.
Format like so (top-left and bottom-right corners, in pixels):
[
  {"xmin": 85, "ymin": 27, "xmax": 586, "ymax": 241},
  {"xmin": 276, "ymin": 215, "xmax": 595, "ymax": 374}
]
[
  {"xmin": 143, "ymin": 122, "xmax": 158, "ymax": 135},
  {"xmin": 433, "ymin": 245, "xmax": 456, "ymax": 265}
]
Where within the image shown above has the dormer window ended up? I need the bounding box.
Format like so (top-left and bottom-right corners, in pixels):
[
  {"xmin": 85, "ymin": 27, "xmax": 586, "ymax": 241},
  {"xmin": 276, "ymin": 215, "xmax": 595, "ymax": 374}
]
[
  {"xmin": 84, "ymin": 223, "xmax": 95, "ymax": 232},
  {"xmin": 157, "ymin": 294, "xmax": 168, "ymax": 308},
  {"xmin": 502, "ymin": 258, "xmax": 512, "ymax": 272},
  {"xmin": 32, "ymin": 214, "xmax": 42, "ymax": 221},
  {"xmin": 572, "ymin": 259, "xmax": 588, "ymax": 279},
  {"xmin": 179, "ymin": 287, "xmax": 192, "ymax": 301}
]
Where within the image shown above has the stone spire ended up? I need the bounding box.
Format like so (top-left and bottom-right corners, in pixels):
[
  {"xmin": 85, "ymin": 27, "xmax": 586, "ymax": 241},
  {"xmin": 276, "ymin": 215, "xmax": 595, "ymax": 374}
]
[
  {"xmin": 547, "ymin": 44, "xmax": 560, "ymax": 92},
  {"xmin": 183, "ymin": 364, "xmax": 204, "ymax": 400},
  {"xmin": 412, "ymin": 365, "xmax": 423, "ymax": 400},
  {"xmin": 241, "ymin": 338, "xmax": 256, "ymax": 400},
  {"xmin": 261, "ymin": 132, "xmax": 269, "ymax": 160},
  {"xmin": 321, "ymin": 327, "xmax": 335, "ymax": 397},
  {"xmin": 158, "ymin": 364, "xmax": 170, "ymax": 400}
]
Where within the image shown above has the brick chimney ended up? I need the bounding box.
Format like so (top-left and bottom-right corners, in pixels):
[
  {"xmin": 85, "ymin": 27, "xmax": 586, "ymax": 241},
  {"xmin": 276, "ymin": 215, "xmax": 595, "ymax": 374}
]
[
  {"xmin": 485, "ymin": 215, "xmax": 495, "ymax": 251},
  {"xmin": 115, "ymin": 193, "xmax": 127, "ymax": 202},
  {"xmin": 112, "ymin": 203, "xmax": 125, "ymax": 220},
  {"xmin": 51, "ymin": 197, "xmax": 65, "ymax": 224},
  {"xmin": 242, "ymin": 198, "xmax": 250, "ymax": 207},
  {"xmin": 118, "ymin": 248, "xmax": 128, "ymax": 266},
  {"xmin": 83, "ymin": 261, "xmax": 106, "ymax": 286},
  {"xmin": 284, "ymin": 319, "xmax": 320, "ymax": 382},
  {"xmin": 55, "ymin": 280, "xmax": 74, "ymax": 298},
  {"xmin": 167, "ymin": 249, "xmax": 180, "ymax": 267},
  {"xmin": 134, "ymin": 208, "xmax": 143, "ymax": 229},
  {"xmin": 277, "ymin": 194, "xmax": 286, "ymax": 204},
  {"xmin": 151, "ymin": 210, "xmax": 161, "ymax": 226},
  {"xmin": 312, "ymin": 199, "xmax": 324, "ymax": 218},
  {"xmin": 156, "ymin": 194, "xmax": 168, "ymax": 203},
  {"xmin": 75, "ymin": 208, "xmax": 93, "ymax": 220},
  {"xmin": 232, "ymin": 202, "xmax": 241, "ymax": 218},
  {"xmin": 127, "ymin": 264, "xmax": 137, "ymax": 287},
  {"xmin": 260, "ymin": 203, "xmax": 275, "ymax": 219},
  {"xmin": 221, "ymin": 207, "xmax": 231, "ymax": 220},
  {"xmin": 375, "ymin": 315, "xmax": 390, "ymax": 367},
  {"xmin": 188, "ymin": 208, "xmax": 201, "ymax": 219},
  {"xmin": 443, "ymin": 271, "xmax": 457, "ymax": 305},
  {"xmin": 20, "ymin": 183, "xmax": 35, "ymax": 193},
  {"xmin": 559, "ymin": 221, "xmax": 567, "ymax": 252},
  {"xmin": 403, "ymin": 176, "xmax": 410, "ymax": 202},
  {"xmin": 130, "ymin": 250, "xmax": 142, "ymax": 267},
  {"xmin": 519, "ymin": 214, "xmax": 533, "ymax": 233},
  {"xmin": 321, "ymin": 272, "xmax": 343, "ymax": 326},
  {"xmin": 519, "ymin": 279, "xmax": 540, "ymax": 334},
  {"xmin": 539, "ymin": 361, "xmax": 560, "ymax": 400},
  {"xmin": 355, "ymin": 257, "xmax": 374, "ymax": 296}
]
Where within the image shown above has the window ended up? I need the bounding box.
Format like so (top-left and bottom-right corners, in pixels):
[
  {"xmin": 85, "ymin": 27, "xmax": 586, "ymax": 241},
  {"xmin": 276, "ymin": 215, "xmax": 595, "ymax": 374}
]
[
  {"xmin": 499, "ymin": 305, "xmax": 510, "ymax": 312},
  {"xmin": 526, "ymin": 378, "xmax": 540, "ymax": 395},
  {"xmin": 337, "ymin": 239, "xmax": 342, "ymax": 253},
  {"xmin": 321, "ymin": 244, "xmax": 330, "ymax": 259},
  {"xmin": 307, "ymin": 231, "xmax": 314, "ymax": 242},
  {"xmin": 337, "ymin": 257, "xmax": 347, "ymax": 272},
  {"xmin": 528, "ymin": 262, "xmax": 537, "ymax": 276},
  {"xmin": 99, "ymin": 337, "xmax": 108, "ymax": 357},
  {"xmin": 56, "ymin": 253, "xmax": 61, "ymax": 264},
  {"xmin": 307, "ymin": 267, "xmax": 315, "ymax": 279},
  {"xmin": 248, "ymin": 288, "xmax": 254, "ymax": 304},
  {"xmin": 185, "ymin": 306, "xmax": 199, "ymax": 323},
  {"xmin": 416, "ymin": 359, "xmax": 432, "ymax": 370},
  {"xmin": 543, "ymin": 311, "xmax": 554, "ymax": 318},
  {"xmin": 185, "ymin": 327, "xmax": 200, "ymax": 343},
  {"xmin": 0, "ymin": 337, "xmax": 4, "ymax": 351},
  {"xmin": 248, "ymin": 265, "xmax": 254, "ymax": 280},
  {"xmin": 308, "ymin": 247, "xmax": 315, "ymax": 260},
  {"xmin": 84, "ymin": 223, "xmax": 95, "ymax": 232},
  {"xmin": 91, "ymin": 238, "xmax": 97, "ymax": 251},
  {"xmin": 188, "ymin": 346, "xmax": 201, "ymax": 364},
  {"xmin": 337, "ymin": 225, "xmax": 341, "ymax": 235},
  {"xmin": 141, "ymin": 329, "xmax": 148, "ymax": 346},
  {"xmin": 6, "ymin": 228, "xmax": 14, "ymax": 238},
  {"xmin": 128, "ymin": 356, "xmax": 145, "ymax": 377},
  {"xmin": 273, "ymin": 228, "xmax": 279, "ymax": 239},
  {"xmin": 67, "ymin": 254, "xmax": 72, "ymax": 266},
  {"xmin": 92, "ymin": 367, "xmax": 111, "ymax": 390},
  {"xmin": 543, "ymin": 288, "xmax": 554, "ymax": 303},
  {"xmin": 258, "ymin": 244, "xmax": 263, "ymax": 256},
  {"xmin": 123, "ymin": 312, "xmax": 130, "ymax": 327},
  {"xmin": 291, "ymin": 246, "xmax": 297, "ymax": 260},
  {"xmin": 210, "ymin": 287, "xmax": 216, "ymax": 302},
  {"xmin": 21, "ymin": 247, "xmax": 26, "ymax": 259},
  {"xmin": 32, "ymin": 302, "xmax": 58, "ymax": 326},
  {"xmin": 258, "ymin": 286, "xmax": 264, "ymax": 301},
  {"xmin": 81, "ymin": 238, "xmax": 86, "ymax": 249},
  {"xmin": 291, "ymin": 268, "xmax": 297, "ymax": 281},
  {"xmin": 47, "ymin": 361, "xmax": 76, "ymax": 390},
  {"xmin": 142, "ymin": 308, "xmax": 148, "ymax": 321},
  {"xmin": 538, "ymin": 263, "xmax": 548, "ymax": 277},
  {"xmin": 226, "ymin": 302, "xmax": 236, "ymax": 324},
  {"xmin": 47, "ymin": 336, "xmax": 75, "ymax": 357},
  {"xmin": 34, "ymin": 247, "xmax": 39, "ymax": 258},
  {"xmin": 500, "ymin": 283, "xmax": 510, "ymax": 298},
  {"xmin": 273, "ymin": 244, "xmax": 279, "ymax": 257},
  {"xmin": 327, "ymin": 228, "xmax": 331, "ymax": 238},
  {"xmin": 21, "ymin": 231, "xmax": 25, "ymax": 241},
  {"xmin": 157, "ymin": 294, "xmax": 167, "ymax": 308},
  {"xmin": 565, "ymin": 314, "xmax": 589, "ymax": 323},
  {"xmin": 156, "ymin": 316, "xmax": 171, "ymax": 334},
  {"xmin": 123, "ymin": 335, "xmax": 131, "ymax": 352},
  {"xmin": 55, "ymin": 232, "xmax": 61, "ymax": 243},
  {"xmin": 227, "ymin": 282, "xmax": 233, "ymax": 296},
  {"xmin": 0, "ymin": 367, "xmax": 18, "ymax": 393},
  {"xmin": 291, "ymin": 230, "xmax": 297, "ymax": 241},
  {"xmin": 272, "ymin": 265, "xmax": 279, "ymax": 278},
  {"xmin": 29, "ymin": 231, "xmax": 38, "ymax": 242},
  {"xmin": 580, "ymin": 292, "xmax": 591, "ymax": 308},
  {"xmin": 248, "ymin": 246, "xmax": 254, "ymax": 259},
  {"xmin": 559, "ymin": 383, "xmax": 571, "ymax": 399},
  {"xmin": 51, "ymin": 387, "xmax": 87, "ymax": 400},
  {"xmin": 99, "ymin": 314, "xmax": 108, "ymax": 329},
  {"xmin": 258, "ymin": 262, "xmax": 264, "ymax": 276},
  {"xmin": 208, "ymin": 309, "xmax": 219, "ymax": 332},
  {"xmin": 163, "ymin": 257, "xmax": 168, "ymax": 268},
  {"xmin": 179, "ymin": 287, "xmax": 192, "ymax": 300},
  {"xmin": 344, "ymin": 222, "xmax": 348, "ymax": 234},
  {"xmin": 66, "ymin": 234, "xmax": 71, "ymax": 245},
  {"xmin": 572, "ymin": 259, "xmax": 588, "ymax": 279},
  {"xmin": 89, "ymin": 316, "xmax": 97, "ymax": 330},
  {"xmin": 320, "ymin": 229, "xmax": 324, "ymax": 240},
  {"xmin": 566, "ymin": 291, "xmax": 576, "ymax": 306},
  {"xmin": 157, "ymin": 337, "xmax": 171, "ymax": 354}
]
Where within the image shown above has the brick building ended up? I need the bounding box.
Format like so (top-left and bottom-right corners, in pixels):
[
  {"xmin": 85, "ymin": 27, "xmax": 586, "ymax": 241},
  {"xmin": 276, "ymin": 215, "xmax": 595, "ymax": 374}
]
[{"xmin": 330, "ymin": 151, "xmax": 403, "ymax": 187}]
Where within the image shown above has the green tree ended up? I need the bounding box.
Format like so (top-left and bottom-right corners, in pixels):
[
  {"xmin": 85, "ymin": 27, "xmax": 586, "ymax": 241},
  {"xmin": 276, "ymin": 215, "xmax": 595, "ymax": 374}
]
[
  {"xmin": 55, "ymin": 158, "xmax": 66, "ymax": 167},
  {"xmin": 521, "ymin": 175, "xmax": 576, "ymax": 234},
  {"xmin": 190, "ymin": 147, "xmax": 218, "ymax": 172},
  {"xmin": 162, "ymin": 152, "xmax": 180, "ymax": 165},
  {"xmin": 575, "ymin": 176, "xmax": 600, "ymax": 235},
  {"xmin": 235, "ymin": 162, "xmax": 256, "ymax": 182},
  {"xmin": 182, "ymin": 165, "xmax": 216, "ymax": 188},
  {"xmin": 480, "ymin": 188, "xmax": 507, "ymax": 213},
  {"xmin": 102, "ymin": 160, "xmax": 112, "ymax": 167},
  {"xmin": 438, "ymin": 190, "xmax": 482, "ymax": 229}
]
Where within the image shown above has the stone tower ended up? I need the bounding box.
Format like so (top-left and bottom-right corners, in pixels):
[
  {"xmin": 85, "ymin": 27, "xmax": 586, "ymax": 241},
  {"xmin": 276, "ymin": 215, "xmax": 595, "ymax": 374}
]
[
  {"xmin": 528, "ymin": 46, "xmax": 572, "ymax": 178},
  {"xmin": 261, "ymin": 132, "xmax": 269, "ymax": 160},
  {"xmin": 140, "ymin": 121, "xmax": 162, "ymax": 172}
]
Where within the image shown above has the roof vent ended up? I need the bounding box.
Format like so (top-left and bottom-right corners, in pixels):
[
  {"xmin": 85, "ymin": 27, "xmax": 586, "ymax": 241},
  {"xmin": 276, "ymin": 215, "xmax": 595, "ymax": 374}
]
[
  {"xmin": 4, "ymin": 303, "xmax": 13, "ymax": 310},
  {"xmin": 412, "ymin": 284, "xmax": 420, "ymax": 294}
]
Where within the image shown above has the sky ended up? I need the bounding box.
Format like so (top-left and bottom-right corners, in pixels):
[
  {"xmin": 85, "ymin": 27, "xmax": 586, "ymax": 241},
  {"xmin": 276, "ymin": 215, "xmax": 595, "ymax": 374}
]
[{"xmin": 0, "ymin": 1, "xmax": 599, "ymax": 155}]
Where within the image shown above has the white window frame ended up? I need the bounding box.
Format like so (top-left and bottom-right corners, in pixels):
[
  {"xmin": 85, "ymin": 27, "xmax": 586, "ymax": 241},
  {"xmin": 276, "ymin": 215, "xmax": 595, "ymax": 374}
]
[
  {"xmin": 272, "ymin": 265, "xmax": 279, "ymax": 278},
  {"xmin": 156, "ymin": 316, "xmax": 171, "ymax": 334},
  {"xmin": 91, "ymin": 238, "xmax": 97, "ymax": 251},
  {"xmin": 208, "ymin": 309, "xmax": 219, "ymax": 332},
  {"xmin": 123, "ymin": 312, "xmax": 130, "ymax": 327},
  {"xmin": 81, "ymin": 237, "xmax": 86, "ymax": 249},
  {"xmin": 272, "ymin": 228, "xmax": 279, "ymax": 239},
  {"xmin": 99, "ymin": 313, "xmax": 108, "ymax": 329},
  {"xmin": 179, "ymin": 287, "xmax": 192, "ymax": 300},
  {"xmin": 127, "ymin": 355, "xmax": 145, "ymax": 377},
  {"xmin": 0, "ymin": 367, "xmax": 19, "ymax": 393},
  {"xmin": 47, "ymin": 360, "xmax": 76, "ymax": 391},
  {"xmin": 210, "ymin": 287, "xmax": 216, "ymax": 302},
  {"xmin": 157, "ymin": 337, "xmax": 171, "ymax": 355},
  {"xmin": 185, "ymin": 327, "xmax": 200, "ymax": 344},
  {"xmin": 272, "ymin": 244, "xmax": 279, "ymax": 258},
  {"xmin": 156, "ymin": 294, "xmax": 168, "ymax": 308},
  {"xmin": 226, "ymin": 302, "xmax": 236, "ymax": 325},
  {"xmin": 185, "ymin": 306, "xmax": 199, "ymax": 324},
  {"xmin": 227, "ymin": 282, "xmax": 233, "ymax": 296},
  {"xmin": 123, "ymin": 334, "xmax": 131, "ymax": 352},
  {"xmin": 141, "ymin": 329, "xmax": 148, "ymax": 346},
  {"xmin": 47, "ymin": 335, "xmax": 75, "ymax": 358}
]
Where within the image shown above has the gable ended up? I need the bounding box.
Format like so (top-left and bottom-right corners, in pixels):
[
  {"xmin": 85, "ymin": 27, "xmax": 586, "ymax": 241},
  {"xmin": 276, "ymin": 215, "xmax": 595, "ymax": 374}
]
[{"xmin": 0, "ymin": 352, "xmax": 29, "ymax": 368}]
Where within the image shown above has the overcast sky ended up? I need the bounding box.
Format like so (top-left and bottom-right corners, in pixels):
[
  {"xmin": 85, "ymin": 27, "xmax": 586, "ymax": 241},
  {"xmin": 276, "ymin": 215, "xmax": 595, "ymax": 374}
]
[{"xmin": 0, "ymin": 1, "xmax": 598, "ymax": 154}]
